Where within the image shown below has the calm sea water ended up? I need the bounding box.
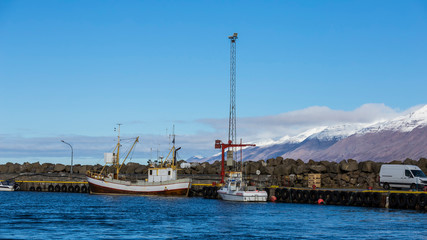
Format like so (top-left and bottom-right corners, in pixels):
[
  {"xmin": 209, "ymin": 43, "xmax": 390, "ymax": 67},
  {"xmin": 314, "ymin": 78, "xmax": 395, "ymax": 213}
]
[{"xmin": 0, "ymin": 192, "xmax": 426, "ymax": 240}]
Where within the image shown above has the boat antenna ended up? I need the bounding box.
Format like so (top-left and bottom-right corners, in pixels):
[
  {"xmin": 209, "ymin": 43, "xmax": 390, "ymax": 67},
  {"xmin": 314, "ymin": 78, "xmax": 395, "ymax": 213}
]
[
  {"xmin": 174, "ymin": 147, "xmax": 181, "ymax": 167},
  {"xmin": 171, "ymin": 125, "xmax": 175, "ymax": 147},
  {"xmin": 166, "ymin": 128, "xmax": 169, "ymax": 146},
  {"xmin": 170, "ymin": 125, "xmax": 176, "ymax": 166}
]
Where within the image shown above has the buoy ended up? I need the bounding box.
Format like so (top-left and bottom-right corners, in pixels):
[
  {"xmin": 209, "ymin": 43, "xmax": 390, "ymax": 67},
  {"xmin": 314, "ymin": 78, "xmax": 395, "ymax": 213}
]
[
  {"xmin": 270, "ymin": 196, "xmax": 277, "ymax": 202},
  {"xmin": 368, "ymin": 186, "xmax": 373, "ymax": 190},
  {"xmin": 317, "ymin": 199, "xmax": 325, "ymax": 205}
]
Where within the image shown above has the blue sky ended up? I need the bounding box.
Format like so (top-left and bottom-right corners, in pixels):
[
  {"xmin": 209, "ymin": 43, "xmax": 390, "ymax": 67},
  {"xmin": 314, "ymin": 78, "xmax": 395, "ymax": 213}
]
[{"xmin": 1, "ymin": 1, "xmax": 427, "ymax": 164}]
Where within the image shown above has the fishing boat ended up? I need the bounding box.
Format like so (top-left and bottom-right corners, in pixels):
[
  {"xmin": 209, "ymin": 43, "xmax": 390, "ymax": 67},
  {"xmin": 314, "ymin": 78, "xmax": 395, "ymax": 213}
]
[
  {"xmin": 86, "ymin": 125, "xmax": 192, "ymax": 195},
  {"xmin": 217, "ymin": 171, "xmax": 268, "ymax": 202},
  {"xmin": 215, "ymin": 140, "xmax": 267, "ymax": 202},
  {"xmin": 0, "ymin": 182, "xmax": 15, "ymax": 191}
]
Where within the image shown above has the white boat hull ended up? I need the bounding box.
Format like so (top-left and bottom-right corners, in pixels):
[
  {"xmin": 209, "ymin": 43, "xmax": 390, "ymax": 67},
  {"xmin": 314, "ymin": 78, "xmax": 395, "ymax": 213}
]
[
  {"xmin": 87, "ymin": 176, "xmax": 191, "ymax": 195},
  {"xmin": 218, "ymin": 190, "xmax": 268, "ymax": 202},
  {"xmin": 0, "ymin": 185, "xmax": 14, "ymax": 191}
]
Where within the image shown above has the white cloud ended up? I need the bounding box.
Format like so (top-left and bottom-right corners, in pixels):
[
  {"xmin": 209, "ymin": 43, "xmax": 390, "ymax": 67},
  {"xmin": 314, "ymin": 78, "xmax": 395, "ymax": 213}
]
[
  {"xmin": 199, "ymin": 103, "xmax": 403, "ymax": 144},
  {"xmin": 0, "ymin": 103, "xmax": 414, "ymax": 164}
]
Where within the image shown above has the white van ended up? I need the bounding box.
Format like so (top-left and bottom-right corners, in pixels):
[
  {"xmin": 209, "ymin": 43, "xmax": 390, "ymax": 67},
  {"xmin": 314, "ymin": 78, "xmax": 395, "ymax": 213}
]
[{"xmin": 379, "ymin": 165, "xmax": 427, "ymax": 190}]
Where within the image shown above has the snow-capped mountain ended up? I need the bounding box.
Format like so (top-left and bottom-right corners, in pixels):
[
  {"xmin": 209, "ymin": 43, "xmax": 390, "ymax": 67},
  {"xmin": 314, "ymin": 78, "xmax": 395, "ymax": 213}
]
[
  {"xmin": 284, "ymin": 105, "xmax": 427, "ymax": 162},
  {"xmin": 190, "ymin": 104, "xmax": 427, "ymax": 163},
  {"xmin": 357, "ymin": 105, "xmax": 427, "ymax": 134},
  {"xmin": 186, "ymin": 155, "xmax": 207, "ymax": 162},
  {"xmin": 256, "ymin": 127, "xmax": 328, "ymax": 147},
  {"xmin": 308, "ymin": 123, "xmax": 369, "ymax": 141}
]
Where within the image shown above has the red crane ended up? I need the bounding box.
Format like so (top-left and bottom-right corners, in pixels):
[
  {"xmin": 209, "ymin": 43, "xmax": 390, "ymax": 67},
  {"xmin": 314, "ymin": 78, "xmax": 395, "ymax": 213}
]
[{"xmin": 215, "ymin": 140, "xmax": 256, "ymax": 183}]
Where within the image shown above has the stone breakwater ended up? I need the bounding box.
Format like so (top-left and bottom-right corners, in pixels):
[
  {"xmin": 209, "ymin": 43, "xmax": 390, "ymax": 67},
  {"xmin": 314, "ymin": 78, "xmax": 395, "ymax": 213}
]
[{"xmin": 1, "ymin": 158, "xmax": 426, "ymax": 189}]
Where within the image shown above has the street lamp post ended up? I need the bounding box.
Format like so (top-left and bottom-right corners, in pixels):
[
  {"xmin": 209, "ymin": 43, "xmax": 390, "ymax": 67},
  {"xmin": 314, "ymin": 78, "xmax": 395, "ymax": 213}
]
[{"xmin": 61, "ymin": 140, "xmax": 73, "ymax": 175}]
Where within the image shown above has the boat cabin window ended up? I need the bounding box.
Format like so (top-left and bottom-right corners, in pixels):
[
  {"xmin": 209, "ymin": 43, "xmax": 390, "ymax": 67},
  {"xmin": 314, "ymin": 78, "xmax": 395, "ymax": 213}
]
[
  {"xmin": 150, "ymin": 170, "xmax": 153, "ymax": 175},
  {"xmin": 168, "ymin": 171, "xmax": 171, "ymax": 175},
  {"xmin": 405, "ymin": 170, "xmax": 413, "ymax": 178}
]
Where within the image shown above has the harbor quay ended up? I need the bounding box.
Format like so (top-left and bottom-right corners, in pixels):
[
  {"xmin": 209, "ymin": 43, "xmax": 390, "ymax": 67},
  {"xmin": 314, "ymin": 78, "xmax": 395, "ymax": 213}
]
[{"xmin": 1, "ymin": 157, "xmax": 426, "ymax": 210}]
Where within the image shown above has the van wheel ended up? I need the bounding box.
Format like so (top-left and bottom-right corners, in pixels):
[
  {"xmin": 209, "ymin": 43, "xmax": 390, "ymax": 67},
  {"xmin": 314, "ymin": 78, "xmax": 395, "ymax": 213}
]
[
  {"xmin": 410, "ymin": 184, "xmax": 417, "ymax": 190},
  {"xmin": 383, "ymin": 183, "xmax": 390, "ymax": 190}
]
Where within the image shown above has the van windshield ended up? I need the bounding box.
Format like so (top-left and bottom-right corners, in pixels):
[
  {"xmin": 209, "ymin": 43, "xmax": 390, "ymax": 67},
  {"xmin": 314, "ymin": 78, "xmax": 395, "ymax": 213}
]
[{"xmin": 411, "ymin": 170, "xmax": 427, "ymax": 177}]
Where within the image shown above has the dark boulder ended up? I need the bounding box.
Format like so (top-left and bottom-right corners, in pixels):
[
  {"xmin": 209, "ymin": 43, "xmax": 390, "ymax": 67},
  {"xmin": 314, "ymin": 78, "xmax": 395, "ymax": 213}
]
[
  {"xmin": 264, "ymin": 166, "xmax": 275, "ymax": 175},
  {"xmin": 296, "ymin": 159, "xmax": 304, "ymax": 166},
  {"xmin": 282, "ymin": 158, "xmax": 296, "ymax": 166},
  {"xmin": 42, "ymin": 163, "xmax": 54, "ymax": 172},
  {"xmin": 360, "ymin": 161, "xmax": 374, "ymax": 173},
  {"xmin": 326, "ymin": 162, "xmax": 340, "ymax": 174},
  {"xmin": 339, "ymin": 159, "xmax": 358, "ymax": 172},
  {"xmin": 403, "ymin": 158, "xmax": 418, "ymax": 165},
  {"xmin": 295, "ymin": 164, "xmax": 309, "ymax": 175},
  {"xmin": 309, "ymin": 164, "xmax": 327, "ymax": 173},
  {"xmin": 307, "ymin": 159, "xmax": 316, "ymax": 165},
  {"xmin": 135, "ymin": 166, "xmax": 146, "ymax": 174},
  {"xmin": 77, "ymin": 165, "xmax": 87, "ymax": 174},
  {"xmin": 267, "ymin": 157, "xmax": 283, "ymax": 167},
  {"xmin": 273, "ymin": 164, "xmax": 292, "ymax": 176},
  {"xmin": 54, "ymin": 164, "xmax": 66, "ymax": 172}
]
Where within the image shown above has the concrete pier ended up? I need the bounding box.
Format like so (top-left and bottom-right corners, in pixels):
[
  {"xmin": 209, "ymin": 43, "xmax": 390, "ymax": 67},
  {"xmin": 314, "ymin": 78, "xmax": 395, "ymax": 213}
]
[
  {"xmin": 2, "ymin": 172, "xmax": 426, "ymax": 211},
  {"xmin": 0, "ymin": 173, "xmax": 89, "ymax": 193}
]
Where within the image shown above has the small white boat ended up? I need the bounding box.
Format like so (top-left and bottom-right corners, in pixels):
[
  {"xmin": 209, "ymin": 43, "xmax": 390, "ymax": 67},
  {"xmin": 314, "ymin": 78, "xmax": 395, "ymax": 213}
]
[
  {"xmin": 0, "ymin": 182, "xmax": 15, "ymax": 191},
  {"xmin": 217, "ymin": 172, "xmax": 267, "ymax": 202}
]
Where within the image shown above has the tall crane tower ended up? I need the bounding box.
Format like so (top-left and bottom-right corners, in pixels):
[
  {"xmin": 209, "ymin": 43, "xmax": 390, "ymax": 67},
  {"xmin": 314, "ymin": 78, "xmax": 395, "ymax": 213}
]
[
  {"xmin": 228, "ymin": 33, "xmax": 238, "ymax": 149},
  {"xmin": 215, "ymin": 33, "xmax": 256, "ymax": 183}
]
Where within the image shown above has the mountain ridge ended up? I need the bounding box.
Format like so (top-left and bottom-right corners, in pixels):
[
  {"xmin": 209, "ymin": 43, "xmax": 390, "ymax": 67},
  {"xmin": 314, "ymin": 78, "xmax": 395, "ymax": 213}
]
[{"xmin": 188, "ymin": 104, "xmax": 427, "ymax": 163}]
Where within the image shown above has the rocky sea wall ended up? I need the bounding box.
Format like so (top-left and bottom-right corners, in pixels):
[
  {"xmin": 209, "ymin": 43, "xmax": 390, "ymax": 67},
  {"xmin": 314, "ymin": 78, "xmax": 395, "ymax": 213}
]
[{"xmin": 1, "ymin": 158, "xmax": 426, "ymax": 189}]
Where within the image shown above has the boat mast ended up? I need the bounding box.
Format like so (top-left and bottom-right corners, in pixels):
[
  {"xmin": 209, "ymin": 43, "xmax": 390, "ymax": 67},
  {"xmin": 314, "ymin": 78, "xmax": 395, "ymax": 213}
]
[
  {"xmin": 240, "ymin": 138, "xmax": 243, "ymax": 175},
  {"xmin": 171, "ymin": 125, "xmax": 176, "ymax": 167},
  {"xmin": 116, "ymin": 123, "xmax": 122, "ymax": 179}
]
